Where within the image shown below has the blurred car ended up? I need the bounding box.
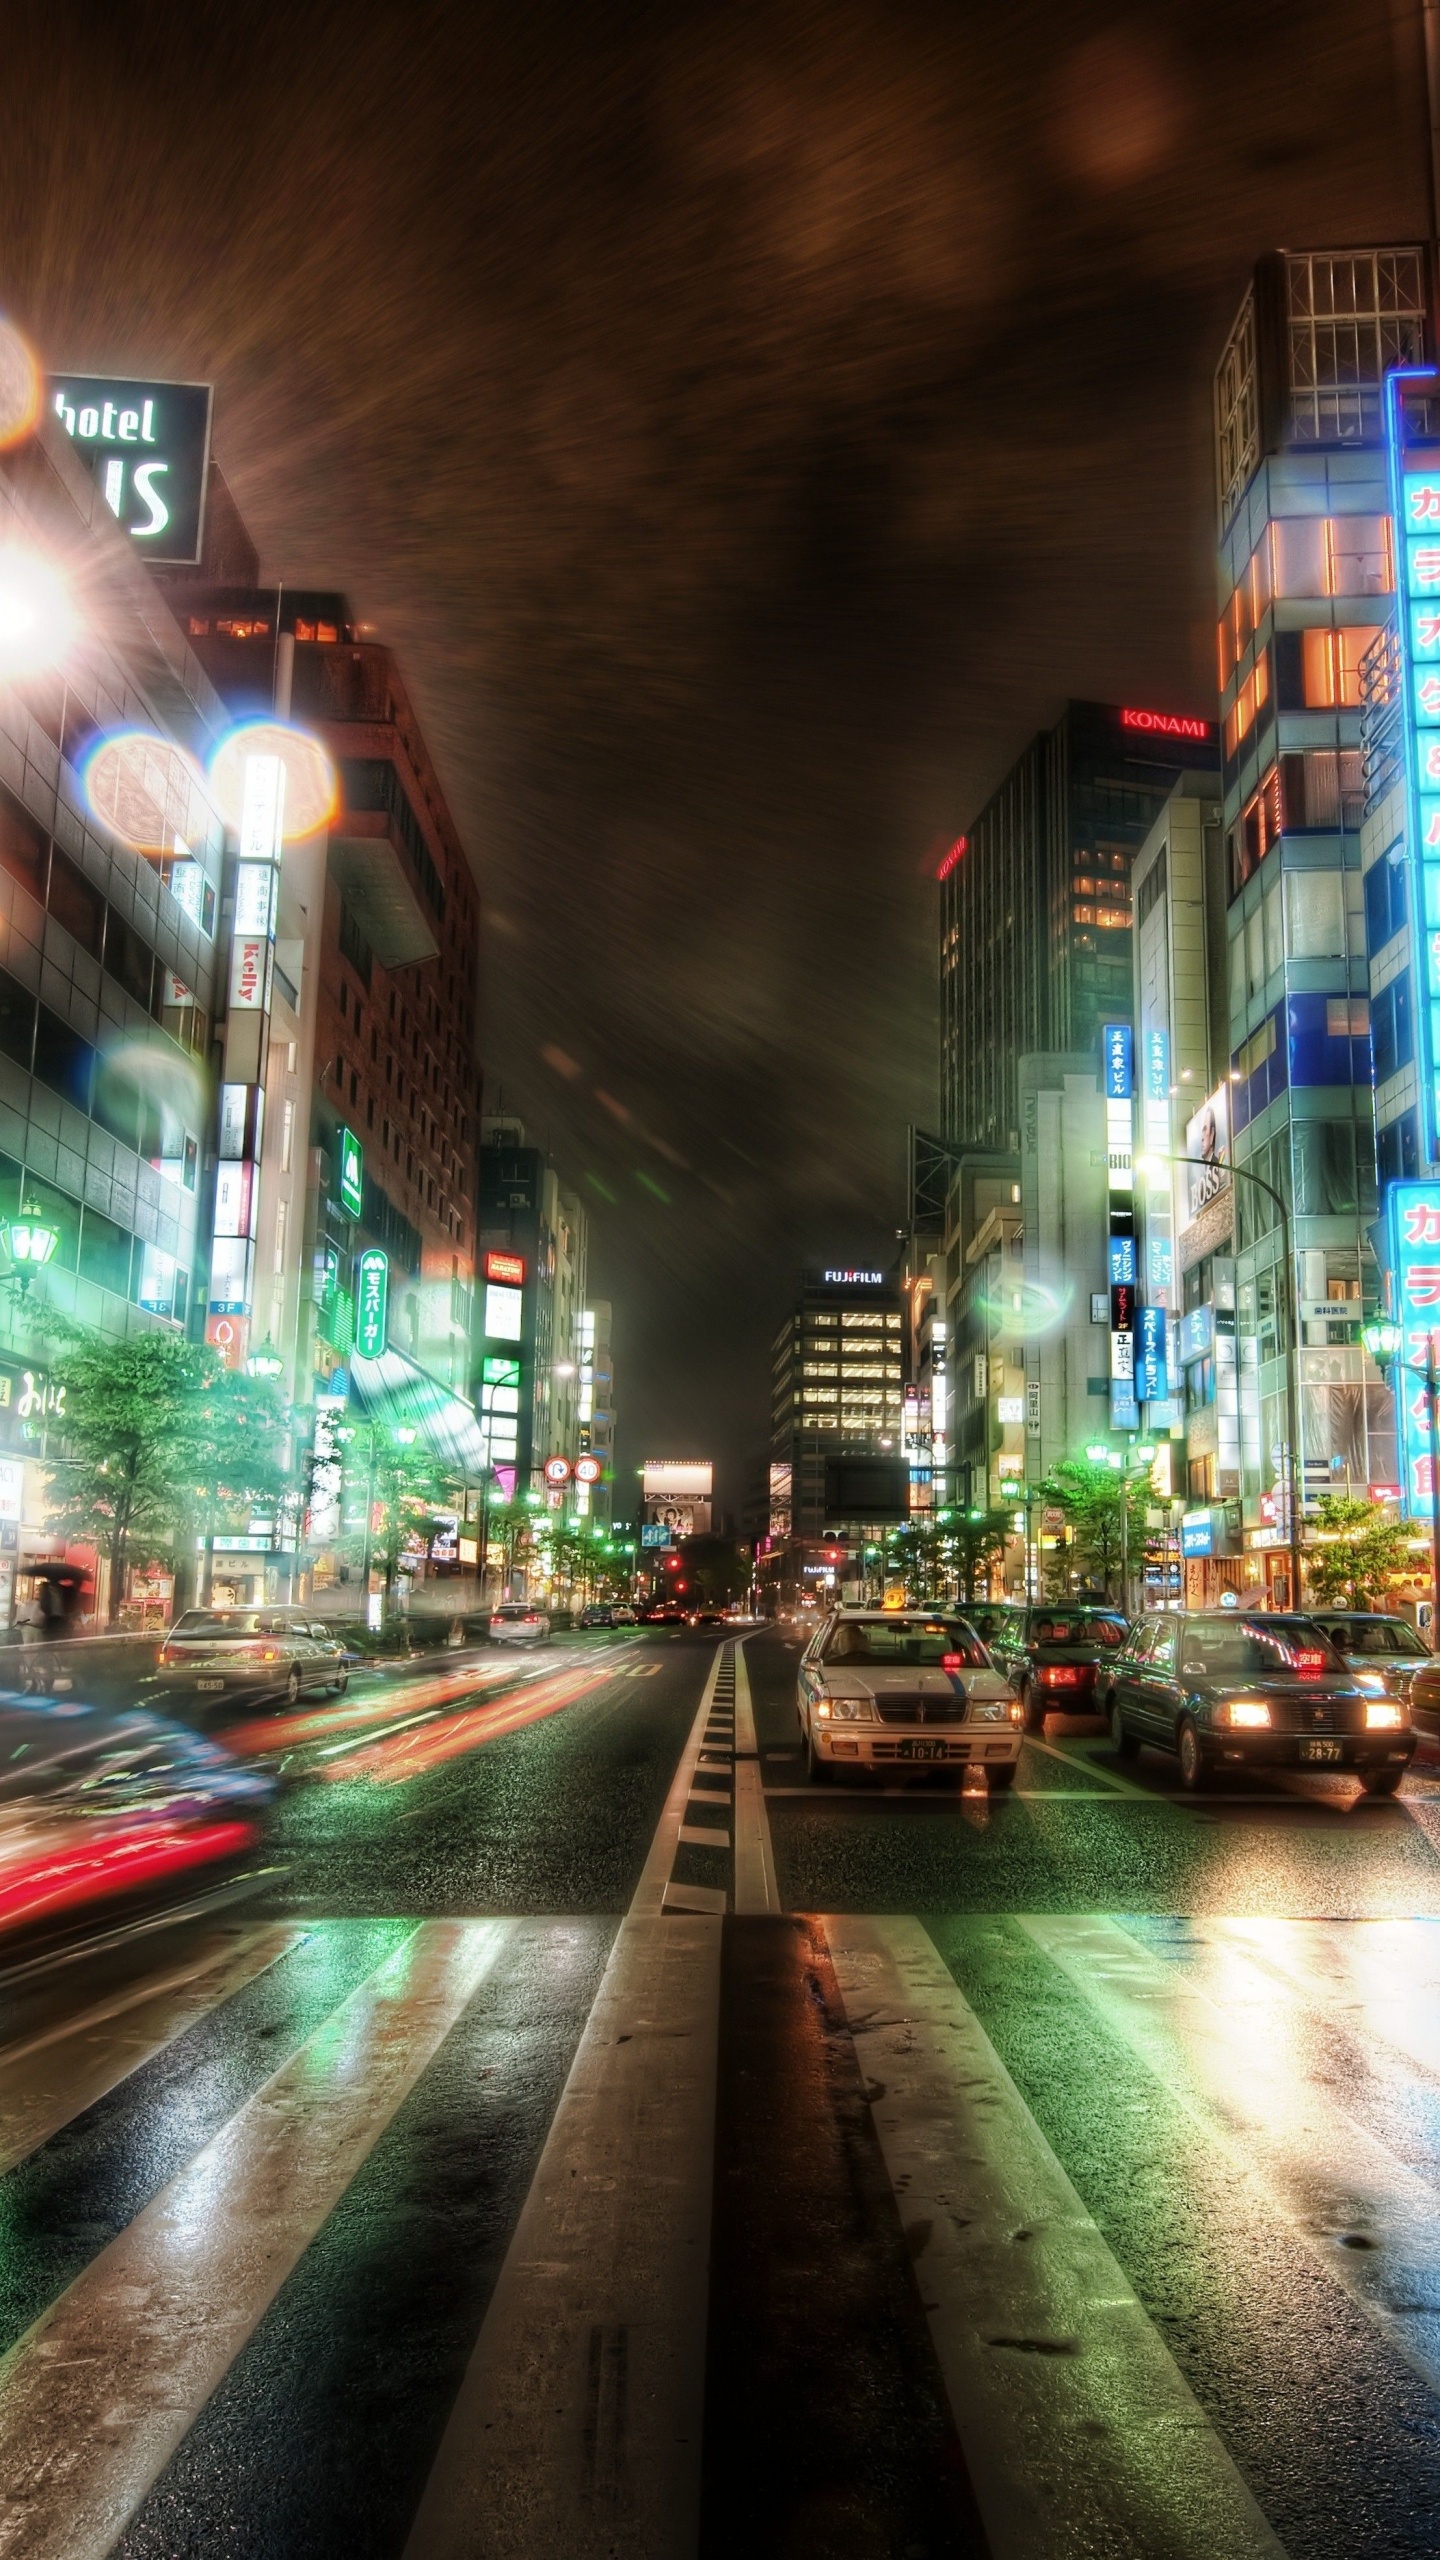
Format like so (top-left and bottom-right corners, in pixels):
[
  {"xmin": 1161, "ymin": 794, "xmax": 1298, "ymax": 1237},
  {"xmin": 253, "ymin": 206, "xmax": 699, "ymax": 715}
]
[
  {"xmin": 1106, "ymin": 1611, "xmax": 1414, "ymax": 1793},
  {"xmin": 987, "ymin": 1605, "xmax": 1129, "ymax": 1729},
  {"xmin": 489, "ymin": 1603, "xmax": 551, "ymax": 1644},
  {"xmin": 613, "ymin": 1604, "xmax": 638, "ymax": 1625},
  {"xmin": 1304, "ymin": 1612, "xmax": 1431, "ymax": 1710},
  {"xmin": 796, "ymin": 1607, "xmax": 1023, "ymax": 1785},
  {"xmin": 578, "ymin": 1604, "xmax": 615, "ymax": 1628},
  {"xmin": 688, "ymin": 1606, "xmax": 728, "ymax": 1629},
  {"xmin": 157, "ymin": 1607, "xmax": 347, "ymax": 1710},
  {"xmin": 641, "ymin": 1604, "xmax": 684, "ymax": 1624},
  {"xmin": 0, "ymin": 1697, "xmax": 275, "ymax": 1952}
]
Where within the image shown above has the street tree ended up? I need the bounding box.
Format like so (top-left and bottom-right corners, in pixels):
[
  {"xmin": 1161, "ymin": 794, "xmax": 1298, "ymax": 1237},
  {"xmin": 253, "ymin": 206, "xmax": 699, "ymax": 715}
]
[
  {"xmin": 946, "ymin": 1509, "xmax": 1013, "ymax": 1605},
  {"xmin": 41, "ymin": 1329, "xmax": 220, "ymax": 1624},
  {"xmin": 1305, "ymin": 1495, "xmax": 1416, "ymax": 1610},
  {"xmin": 1035, "ymin": 1456, "xmax": 1151, "ymax": 1606}
]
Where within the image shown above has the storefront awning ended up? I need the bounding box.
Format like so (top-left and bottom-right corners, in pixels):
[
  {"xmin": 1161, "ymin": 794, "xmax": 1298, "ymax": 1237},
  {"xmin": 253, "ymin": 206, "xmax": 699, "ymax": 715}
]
[{"xmin": 348, "ymin": 1350, "xmax": 489, "ymax": 1473}]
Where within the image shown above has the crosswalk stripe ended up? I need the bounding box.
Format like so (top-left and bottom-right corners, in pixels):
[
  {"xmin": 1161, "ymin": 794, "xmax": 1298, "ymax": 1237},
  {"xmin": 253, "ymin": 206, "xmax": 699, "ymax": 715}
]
[
  {"xmin": 1024, "ymin": 1913, "xmax": 1440, "ymax": 2398},
  {"xmin": 0, "ymin": 1918, "xmax": 511, "ymax": 2560},
  {"xmin": 1198, "ymin": 1914, "xmax": 1440, "ymax": 2086},
  {"xmin": 825, "ymin": 1914, "xmax": 1285, "ymax": 2560},
  {"xmin": 404, "ymin": 1651, "xmax": 723, "ymax": 2560},
  {"xmin": 0, "ymin": 1925, "xmax": 303, "ymax": 2177}
]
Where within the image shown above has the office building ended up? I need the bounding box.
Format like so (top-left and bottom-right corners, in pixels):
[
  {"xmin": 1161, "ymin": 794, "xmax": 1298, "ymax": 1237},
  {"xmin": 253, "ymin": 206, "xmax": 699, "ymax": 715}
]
[
  {"xmin": 477, "ymin": 1118, "xmax": 588, "ymax": 1495},
  {"xmin": 767, "ymin": 1267, "xmax": 904, "ymax": 1598},
  {"xmin": 575, "ymin": 1300, "xmax": 615, "ymax": 1523},
  {"xmin": 940, "ymin": 701, "xmax": 1219, "ymax": 1154},
  {"xmin": 1213, "ymin": 245, "xmax": 1420, "ymax": 1586}
]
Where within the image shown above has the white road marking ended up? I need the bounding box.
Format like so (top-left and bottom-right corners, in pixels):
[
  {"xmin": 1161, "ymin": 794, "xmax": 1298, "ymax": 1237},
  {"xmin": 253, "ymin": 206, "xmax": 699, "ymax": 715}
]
[
  {"xmin": 825, "ymin": 1915, "xmax": 1284, "ymax": 2560},
  {"xmin": 732, "ymin": 1641, "xmax": 779, "ymax": 1915},
  {"xmin": 679, "ymin": 1825, "xmax": 730, "ymax": 1849},
  {"xmin": 1025, "ymin": 1913, "xmax": 1440, "ymax": 2395},
  {"xmin": 0, "ymin": 1920, "xmax": 511, "ymax": 2560},
  {"xmin": 405, "ymin": 1651, "xmax": 724, "ymax": 2560},
  {"xmin": 0, "ymin": 1926, "xmax": 304, "ymax": 2176}
]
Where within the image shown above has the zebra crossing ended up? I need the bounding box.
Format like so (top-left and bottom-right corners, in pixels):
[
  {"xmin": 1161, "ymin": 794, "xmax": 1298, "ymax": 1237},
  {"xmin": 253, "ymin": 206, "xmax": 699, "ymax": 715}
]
[{"xmin": 3, "ymin": 1648, "xmax": 1440, "ymax": 2553}]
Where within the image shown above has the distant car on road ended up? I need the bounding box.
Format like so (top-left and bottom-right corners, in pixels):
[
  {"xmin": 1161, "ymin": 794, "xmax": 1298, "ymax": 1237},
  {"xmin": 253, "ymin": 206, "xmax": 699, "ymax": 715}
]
[
  {"xmin": 1105, "ymin": 1610, "xmax": 1415, "ymax": 1793},
  {"xmin": 157, "ymin": 1608, "xmax": 348, "ymax": 1711},
  {"xmin": 796, "ymin": 1607, "xmax": 1022, "ymax": 1786},
  {"xmin": 986, "ymin": 1605, "xmax": 1129, "ymax": 1730},
  {"xmin": 688, "ymin": 1606, "xmax": 728, "ymax": 1629},
  {"xmin": 489, "ymin": 1604, "xmax": 551, "ymax": 1645},
  {"xmin": 612, "ymin": 1604, "xmax": 638, "ymax": 1624},
  {"xmin": 578, "ymin": 1604, "xmax": 615, "ymax": 1628}
]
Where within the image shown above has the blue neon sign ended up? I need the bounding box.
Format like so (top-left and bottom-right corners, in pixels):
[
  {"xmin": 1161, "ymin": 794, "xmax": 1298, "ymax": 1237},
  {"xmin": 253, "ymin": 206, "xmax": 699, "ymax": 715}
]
[
  {"xmin": 1384, "ymin": 369, "xmax": 1440, "ymax": 1161},
  {"xmin": 1102, "ymin": 1022, "xmax": 1133, "ymax": 1101}
]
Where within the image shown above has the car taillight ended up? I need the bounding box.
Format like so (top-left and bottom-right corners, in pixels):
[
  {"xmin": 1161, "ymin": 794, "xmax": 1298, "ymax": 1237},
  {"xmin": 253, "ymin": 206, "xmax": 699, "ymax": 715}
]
[
  {"xmin": 942, "ymin": 1653, "xmax": 963, "ymax": 1671},
  {"xmin": 158, "ymin": 1646, "xmax": 178, "ymax": 1666},
  {"xmin": 1040, "ymin": 1664, "xmax": 1082, "ymax": 1687}
]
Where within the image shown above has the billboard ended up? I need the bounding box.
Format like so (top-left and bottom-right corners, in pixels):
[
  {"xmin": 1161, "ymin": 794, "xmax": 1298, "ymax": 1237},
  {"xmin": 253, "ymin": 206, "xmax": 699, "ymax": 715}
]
[
  {"xmin": 50, "ymin": 375, "xmax": 213, "ymax": 565},
  {"xmin": 1387, "ymin": 1182, "xmax": 1440, "ymax": 1515},
  {"xmin": 822, "ymin": 1455, "xmax": 908, "ymax": 1523},
  {"xmin": 643, "ymin": 1460, "xmax": 712, "ymax": 1537},
  {"xmin": 1184, "ymin": 1086, "xmax": 1231, "ymax": 1221}
]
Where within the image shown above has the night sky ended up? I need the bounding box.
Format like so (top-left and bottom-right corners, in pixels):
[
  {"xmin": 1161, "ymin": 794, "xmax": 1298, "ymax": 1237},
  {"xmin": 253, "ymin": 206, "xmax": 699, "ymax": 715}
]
[{"xmin": 2, "ymin": 0, "xmax": 1427, "ymax": 1506}]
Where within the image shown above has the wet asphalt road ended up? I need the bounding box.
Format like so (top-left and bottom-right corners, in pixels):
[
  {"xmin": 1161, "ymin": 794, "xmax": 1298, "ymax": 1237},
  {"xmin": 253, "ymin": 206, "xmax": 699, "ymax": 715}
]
[{"xmin": 6, "ymin": 1624, "xmax": 1440, "ymax": 2558}]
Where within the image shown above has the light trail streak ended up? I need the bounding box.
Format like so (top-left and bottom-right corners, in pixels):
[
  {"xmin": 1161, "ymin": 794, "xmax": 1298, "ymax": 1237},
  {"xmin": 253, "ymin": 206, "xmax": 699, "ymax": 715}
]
[{"xmin": 319, "ymin": 1658, "xmax": 623, "ymax": 1784}]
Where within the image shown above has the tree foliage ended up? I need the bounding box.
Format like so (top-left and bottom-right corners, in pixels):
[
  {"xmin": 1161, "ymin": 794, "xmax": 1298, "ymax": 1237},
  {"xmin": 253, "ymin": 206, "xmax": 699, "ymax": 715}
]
[
  {"xmin": 1304, "ymin": 1495, "xmax": 1416, "ymax": 1609},
  {"xmin": 1034, "ymin": 1457, "xmax": 1151, "ymax": 1604}
]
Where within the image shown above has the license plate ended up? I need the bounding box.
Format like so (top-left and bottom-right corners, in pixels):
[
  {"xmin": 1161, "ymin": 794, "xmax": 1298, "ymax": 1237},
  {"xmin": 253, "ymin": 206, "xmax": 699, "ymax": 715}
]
[
  {"xmin": 896, "ymin": 1738, "xmax": 948, "ymax": 1761},
  {"xmin": 196, "ymin": 1678, "xmax": 225, "ymax": 1692},
  {"xmin": 1299, "ymin": 1738, "xmax": 1343, "ymax": 1764}
]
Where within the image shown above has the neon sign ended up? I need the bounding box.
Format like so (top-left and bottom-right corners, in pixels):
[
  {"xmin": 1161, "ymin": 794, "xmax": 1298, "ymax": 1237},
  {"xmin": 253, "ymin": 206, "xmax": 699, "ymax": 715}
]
[
  {"xmin": 1119, "ymin": 707, "xmax": 1212, "ymax": 739},
  {"xmin": 1388, "ymin": 1181, "xmax": 1440, "ymax": 1513},
  {"xmin": 936, "ymin": 838, "xmax": 966, "ymax": 880},
  {"xmin": 1385, "ymin": 365, "xmax": 1440, "ymax": 1162}
]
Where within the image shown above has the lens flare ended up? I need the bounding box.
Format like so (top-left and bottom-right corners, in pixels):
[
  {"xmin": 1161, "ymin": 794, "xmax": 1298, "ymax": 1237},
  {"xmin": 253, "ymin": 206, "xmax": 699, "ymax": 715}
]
[
  {"xmin": 0, "ymin": 548, "xmax": 77, "ymax": 678},
  {"xmin": 971, "ymin": 1272, "xmax": 1073, "ymax": 1336},
  {"xmin": 207, "ymin": 719, "xmax": 337, "ymax": 843},
  {"xmin": 0, "ymin": 321, "xmax": 41, "ymax": 450},
  {"xmin": 82, "ymin": 729, "xmax": 214, "ymax": 855}
]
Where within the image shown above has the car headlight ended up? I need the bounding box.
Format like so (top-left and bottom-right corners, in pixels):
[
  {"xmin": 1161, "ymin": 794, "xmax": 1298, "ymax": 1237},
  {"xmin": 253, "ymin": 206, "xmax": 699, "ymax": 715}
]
[
  {"xmin": 1365, "ymin": 1701, "xmax": 1405, "ymax": 1729},
  {"xmin": 971, "ymin": 1698, "xmax": 1008, "ymax": 1721},
  {"xmin": 1223, "ymin": 1699, "xmax": 1271, "ymax": 1729},
  {"xmin": 816, "ymin": 1695, "xmax": 872, "ymax": 1722},
  {"xmin": 1354, "ymin": 1672, "xmax": 1388, "ymax": 1696}
]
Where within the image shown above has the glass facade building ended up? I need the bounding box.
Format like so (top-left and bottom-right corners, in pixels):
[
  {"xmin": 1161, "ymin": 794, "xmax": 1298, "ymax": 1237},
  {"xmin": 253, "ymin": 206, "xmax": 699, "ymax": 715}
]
[
  {"xmin": 1213, "ymin": 247, "xmax": 1423, "ymax": 1576},
  {"xmin": 940, "ymin": 702, "xmax": 1218, "ymax": 1153}
]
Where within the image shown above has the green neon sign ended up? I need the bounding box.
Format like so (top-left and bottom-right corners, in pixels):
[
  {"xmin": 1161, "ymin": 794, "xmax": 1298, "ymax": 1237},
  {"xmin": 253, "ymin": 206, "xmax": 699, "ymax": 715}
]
[
  {"xmin": 355, "ymin": 1248, "xmax": 388, "ymax": 1357},
  {"xmin": 338, "ymin": 1126, "xmax": 364, "ymax": 1219}
]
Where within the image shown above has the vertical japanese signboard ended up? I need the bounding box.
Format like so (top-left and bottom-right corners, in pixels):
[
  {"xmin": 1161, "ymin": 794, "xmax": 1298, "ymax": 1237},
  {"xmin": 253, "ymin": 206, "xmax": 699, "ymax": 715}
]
[
  {"xmin": 1102, "ymin": 1023, "xmax": 1138, "ymax": 1430},
  {"xmin": 1388, "ymin": 1182, "xmax": 1440, "ymax": 1514},
  {"xmin": 355, "ymin": 1249, "xmax": 388, "ymax": 1358},
  {"xmin": 1385, "ymin": 366, "xmax": 1440, "ymax": 1161}
]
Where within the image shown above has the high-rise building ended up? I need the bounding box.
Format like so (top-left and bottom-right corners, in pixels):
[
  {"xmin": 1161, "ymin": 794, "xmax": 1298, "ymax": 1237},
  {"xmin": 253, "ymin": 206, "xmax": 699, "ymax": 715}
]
[
  {"xmin": 768, "ymin": 1267, "xmax": 904, "ymax": 1597},
  {"xmin": 576, "ymin": 1300, "xmax": 615, "ymax": 1524},
  {"xmin": 940, "ymin": 701, "xmax": 1219, "ymax": 1154},
  {"xmin": 0, "ymin": 394, "xmax": 230, "ymax": 1620},
  {"xmin": 1212, "ymin": 245, "xmax": 1421, "ymax": 1590},
  {"xmin": 477, "ymin": 1118, "xmax": 588, "ymax": 1495}
]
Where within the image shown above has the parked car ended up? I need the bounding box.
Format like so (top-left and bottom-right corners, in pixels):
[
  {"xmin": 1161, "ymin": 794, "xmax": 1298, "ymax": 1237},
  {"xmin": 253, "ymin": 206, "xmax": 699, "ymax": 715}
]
[
  {"xmin": 688, "ymin": 1606, "xmax": 728, "ymax": 1629},
  {"xmin": 795, "ymin": 1607, "xmax": 1023, "ymax": 1785},
  {"xmin": 1106, "ymin": 1610, "xmax": 1415, "ymax": 1793},
  {"xmin": 578, "ymin": 1604, "xmax": 615, "ymax": 1628},
  {"xmin": 964, "ymin": 1601, "xmax": 1025, "ymax": 1653},
  {"xmin": 488, "ymin": 1603, "xmax": 551, "ymax": 1645},
  {"xmin": 986, "ymin": 1605, "xmax": 1129, "ymax": 1729},
  {"xmin": 156, "ymin": 1608, "xmax": 348, "ymax": 1710},
  {"xmin": 613, "ymin": 1604, "xmax": 638, "ymax": 1625},
  {"xmin": 1304, "ymin": 1612, "xmax": 1431, "ymax": 1709}
]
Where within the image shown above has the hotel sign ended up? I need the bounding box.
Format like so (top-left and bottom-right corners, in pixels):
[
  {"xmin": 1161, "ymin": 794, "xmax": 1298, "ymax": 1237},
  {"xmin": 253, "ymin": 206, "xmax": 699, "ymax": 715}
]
[{"xmin": 50, "ymin": 375, "xmax": 213, "ymax": 565}]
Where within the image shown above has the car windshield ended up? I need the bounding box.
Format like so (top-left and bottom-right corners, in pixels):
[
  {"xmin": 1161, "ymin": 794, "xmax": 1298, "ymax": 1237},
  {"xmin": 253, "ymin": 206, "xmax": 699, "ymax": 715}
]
[
  {"xmin": 1031, "ymin": 1614, "xmax": 1126, "ymax": 1648},
  {"xmin": 173, "ymin": 1612, "xmax": 301, "ymax": 1637},
  {"xmin": 1180, "ymin": 1620, "xmax": 1345, "ymax": 1678},
  {"xmin": 1320, "ymin": 1619, "xmax": 1423, "ymax": 1657},
  {"xmin": 820, "ymin": 1619, "xmax": 988, "ymax": 1667}
]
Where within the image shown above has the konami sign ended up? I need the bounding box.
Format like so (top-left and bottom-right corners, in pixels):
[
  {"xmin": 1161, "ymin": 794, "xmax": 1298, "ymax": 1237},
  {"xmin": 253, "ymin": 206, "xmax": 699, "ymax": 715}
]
[{"xmin": 1119, "ymin": 706, "xmax": 1213, "ymax": 740}]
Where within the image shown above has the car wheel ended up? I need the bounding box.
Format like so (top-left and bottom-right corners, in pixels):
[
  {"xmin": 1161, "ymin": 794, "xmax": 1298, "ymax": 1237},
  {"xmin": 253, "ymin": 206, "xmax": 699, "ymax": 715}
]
[
  {"xmin": 1177, "ymin": 1717, "xmax": 1209, "ymax": 1791},
  {"xmin": 805, "ymin": 1724, "xmax": 831, "ymax": 1784},
  {"xmin": 987, "ymin": 1761, "xmax": 1017, "ymax": 1791},
  {"xmin": 1360, "ymin": 1765, "xmax": 1405, "ymax": 1797},
  {"xmin": 285, "ymin": 1665, "xmax": 301, "ymax": 1707},
  {"xmin": 1021, "ymin": 1680, "xmax": 1046, "ymax": 1733},
  {"xmin": 1111, "ymin": 1697, "xmax": 1139, "ymax": 1758},
  {"xmin": 332, "ymin": 1670, "xmax": 349, "ymax": 1696}
]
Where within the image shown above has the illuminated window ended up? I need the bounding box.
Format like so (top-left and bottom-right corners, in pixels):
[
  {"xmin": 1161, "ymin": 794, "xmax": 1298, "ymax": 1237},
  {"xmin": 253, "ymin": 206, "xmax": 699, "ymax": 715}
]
[
  {"xmin": 803, "ymin": 1362, "xmax": 839, "ymax": 1378},
  {"xmin": 1326, "ymin": 996, "xmax": 1369, "ymax": 1038},
  {"xmin": 1299, "ymin": 625, "xmax": 1383, "ymax": 707},
  {"xmin": 841, "ymin": 1312, "xmax": 884, "ymax": 1330},
  {"xmin": 1224, "ymin": 650, "xmax": 1270, "ymax": 756}
]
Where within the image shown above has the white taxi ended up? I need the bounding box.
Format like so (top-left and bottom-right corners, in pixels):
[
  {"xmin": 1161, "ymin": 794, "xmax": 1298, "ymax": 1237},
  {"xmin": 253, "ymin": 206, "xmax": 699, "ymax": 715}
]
[{"xmin": 796, "ymin": 1607, "xmax": 1023, "ymax": 1785}]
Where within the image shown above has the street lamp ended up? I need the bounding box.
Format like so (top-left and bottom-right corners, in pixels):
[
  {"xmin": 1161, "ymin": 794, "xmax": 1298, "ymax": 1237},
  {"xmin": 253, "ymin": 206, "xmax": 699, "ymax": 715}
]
[
  {"xmin": 1138, "ymin": 1151, "xmax": 1302, "ymax": 1612},
  {"xmin": 3, "ymin": 1203, "xmax": 58, "ymax": 1297},
  {"xmin": 1361, "ymin": 1316, "xmax": 1440, "ymax": 1629}
]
